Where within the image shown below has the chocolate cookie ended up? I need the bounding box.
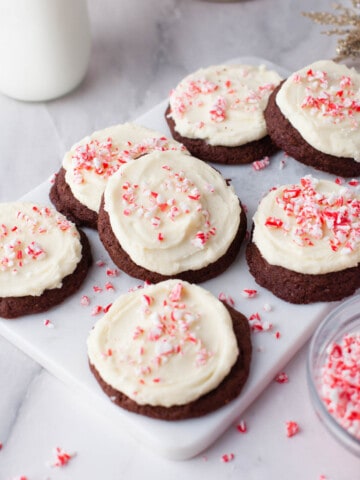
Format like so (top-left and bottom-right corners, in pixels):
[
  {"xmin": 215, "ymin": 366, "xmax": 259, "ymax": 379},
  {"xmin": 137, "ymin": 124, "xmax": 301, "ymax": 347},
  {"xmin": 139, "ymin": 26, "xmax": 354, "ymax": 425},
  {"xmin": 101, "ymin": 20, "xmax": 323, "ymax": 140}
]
[
  {"xmin": 264, "ymin": 60, "xmax": 360, "ymax": 177},
  {"xmin": 50, "ymin": 167, "xmax": 98, "ymax": 229},
  {"xmin": 246, "ymin": 175, "xmax": 360, "ymax": 304},
  {"xmin": 165, "ymin": 63, "xmax": 282, "ymax": 165},
  {"xmin": 165, "ymin": 105, "xmax": 279, "ymax": 165},
  {"xmin": 50, "ymin": 123, "xmax": 187, "ymax": 229},
  {"xmin": 98, "ymin": 198, "xmax": 247, "ymax": 284},
  {"xmin": 89, "ymin": 302, "xmax": 252, "ymax": 421},
  {"xmin": 0, "ymin": 229, "xmax": 92, "ymax": 318},
  {"xmin": 246, "ymin": 239, "xmax": 360, "ymax": 304},
  {"xmin": 265, "ymin": 84, "xmax": 360, "ymax": 177}
]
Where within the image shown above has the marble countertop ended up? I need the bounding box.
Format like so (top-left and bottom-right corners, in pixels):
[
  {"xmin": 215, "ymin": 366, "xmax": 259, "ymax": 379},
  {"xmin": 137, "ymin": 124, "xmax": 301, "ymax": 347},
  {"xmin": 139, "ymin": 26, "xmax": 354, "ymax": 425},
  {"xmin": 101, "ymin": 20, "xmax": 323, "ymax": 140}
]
[{"xmin": 0, "ymin": 0, "xmax": 359, "ymax": 478}]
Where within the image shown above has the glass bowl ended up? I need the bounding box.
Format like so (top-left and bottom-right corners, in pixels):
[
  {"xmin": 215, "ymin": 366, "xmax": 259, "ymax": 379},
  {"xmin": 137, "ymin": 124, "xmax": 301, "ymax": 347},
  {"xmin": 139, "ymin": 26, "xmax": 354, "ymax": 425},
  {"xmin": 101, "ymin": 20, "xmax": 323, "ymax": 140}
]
[{"xmin": 307, "ymin": 294, "xmax": 360, "ymax": 456}]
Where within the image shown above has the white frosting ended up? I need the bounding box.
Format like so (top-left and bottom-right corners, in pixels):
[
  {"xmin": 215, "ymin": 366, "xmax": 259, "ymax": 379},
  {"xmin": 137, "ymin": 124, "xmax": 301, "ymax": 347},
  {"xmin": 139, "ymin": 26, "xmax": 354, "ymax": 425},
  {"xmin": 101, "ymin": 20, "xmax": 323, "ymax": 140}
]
[
  {"xmin": 252, "ymin": 176, "xmax": 360, "ymax": 274},
  {"xmin": 0, "ymin": 202, "xmax": 82, "ymax": 297},
  {"xmin": 87, "ymin": 279, "xmax": 239, "ymax": 407},
  {"xmin": 63, "ymin": 123, "xmax": 187, "ymax": 212},
  {"xmin": 168, "ymin": 64, "xmax": 282, "ymax": 147},
  {"xmin": 104, "ymin": 150, "xmax": 241, "ymax": 275},
  {"xmin": 276, "ymin": 60, "xmax": 360, "ymax": 161}
]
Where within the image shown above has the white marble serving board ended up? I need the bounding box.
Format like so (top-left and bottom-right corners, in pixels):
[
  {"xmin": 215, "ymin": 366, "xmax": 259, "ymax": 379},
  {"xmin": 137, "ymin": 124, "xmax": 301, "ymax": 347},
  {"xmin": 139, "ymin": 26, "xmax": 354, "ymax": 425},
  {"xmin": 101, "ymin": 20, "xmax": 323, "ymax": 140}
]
[{"xmin": 0, "ymin": 58, "xmax": 348, "ymax": 460}]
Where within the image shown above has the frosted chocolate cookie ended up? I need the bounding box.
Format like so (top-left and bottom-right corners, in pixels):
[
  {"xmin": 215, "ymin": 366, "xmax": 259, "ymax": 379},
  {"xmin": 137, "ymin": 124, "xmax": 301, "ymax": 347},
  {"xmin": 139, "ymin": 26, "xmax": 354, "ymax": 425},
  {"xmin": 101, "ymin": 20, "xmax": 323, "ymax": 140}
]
[
  {"xmin": 265, "ymin": 60, "xmax": 360, "ymax": 177},
  {"xmin": 246, "ymin": 176, "xmax": 360, "ymax": 304},
  {"xmin": 165, "ymin": 64, "xmax": 282, "ymax": 164},
  {"xmin": 98, "ymin": 150, "xmax": 247, "ymax": 283},
  {"xmin": 0, "ymin": 202, "xmax": 92, "ymax": 318},
  {"xmin": 50, "ymin": 123, "xmax": 187, "ymax": 228},
  {"xmin": 87, "ymin": 279, "xmax": 252, "ymax": 420}
]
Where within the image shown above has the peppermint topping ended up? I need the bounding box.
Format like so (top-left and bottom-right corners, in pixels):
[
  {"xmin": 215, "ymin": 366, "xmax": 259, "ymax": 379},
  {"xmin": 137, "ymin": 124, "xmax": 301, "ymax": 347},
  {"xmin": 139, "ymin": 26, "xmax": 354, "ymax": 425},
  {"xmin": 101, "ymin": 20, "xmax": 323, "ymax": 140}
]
[
  {"xmin": 297, "ymin": 68, "xmax": 360, "ymax": 127},
  {"xmin": 120, "ymin": 165, "xmax": 217, "ymax": 249},
  {"xmin": 70, "ymin": 135, "xmax": 181, "ymax": 184},
  {"xmin": 128, "ymin": 282, "xmax": 212, "ymax": 385},
  {"xmin": 170, "ymin": 67, "xmax": 278, "ymax": 120},
  {"xmin": 0, "ymin": 204, "xmax": 77, "ymax": 279},
  {"xmin": 265, "ymin": 175, "xmax": 360, "ymax": 253},
  {"xmin": 320, "ymin": 332, "xmax": 360, "ymax": 439}
]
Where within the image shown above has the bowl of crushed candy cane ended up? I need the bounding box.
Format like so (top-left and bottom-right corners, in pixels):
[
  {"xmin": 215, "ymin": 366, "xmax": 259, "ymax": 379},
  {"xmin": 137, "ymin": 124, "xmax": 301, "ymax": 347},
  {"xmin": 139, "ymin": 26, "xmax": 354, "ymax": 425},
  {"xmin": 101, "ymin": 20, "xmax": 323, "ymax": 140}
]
[{"xmin": 307, "ymin": 294, "xmax": 360, "ymax": 456}]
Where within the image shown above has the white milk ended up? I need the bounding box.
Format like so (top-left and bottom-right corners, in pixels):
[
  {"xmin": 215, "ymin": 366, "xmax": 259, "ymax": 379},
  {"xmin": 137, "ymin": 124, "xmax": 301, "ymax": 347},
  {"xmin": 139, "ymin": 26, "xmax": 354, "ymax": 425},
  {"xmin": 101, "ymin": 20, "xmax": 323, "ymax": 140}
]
[{"xmin": 0, "ymin": 0, "xmax": 91, "ymax": 101}]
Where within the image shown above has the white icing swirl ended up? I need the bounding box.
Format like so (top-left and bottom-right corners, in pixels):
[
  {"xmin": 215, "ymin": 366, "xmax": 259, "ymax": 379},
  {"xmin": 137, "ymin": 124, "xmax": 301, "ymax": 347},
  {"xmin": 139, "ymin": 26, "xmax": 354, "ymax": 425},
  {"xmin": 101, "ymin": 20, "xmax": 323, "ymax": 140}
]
[
  {"xmin": 87, "ymin": 279, "xmax": 239, "ymax": 407},
  {"xmin": 63, "ymin": 123, "xmax": 187, "ymax": 212},
  {"xmin": 168, "ymin": 64, "xmax": 282, "ymax": 147},
  {"xmin": 276, "ymin": 60, "xmax": 360, "ymax": 161},
  {"xmin": 0, "ymin": 202, "xmax": 82, "ymax": 297},
  {"xmin": 252, "ymin": 176, "xmax": 360, "ymax": 274},
  {"xmin": 104, "ymin": 150, "xmax": 241, "ymax": 275}
]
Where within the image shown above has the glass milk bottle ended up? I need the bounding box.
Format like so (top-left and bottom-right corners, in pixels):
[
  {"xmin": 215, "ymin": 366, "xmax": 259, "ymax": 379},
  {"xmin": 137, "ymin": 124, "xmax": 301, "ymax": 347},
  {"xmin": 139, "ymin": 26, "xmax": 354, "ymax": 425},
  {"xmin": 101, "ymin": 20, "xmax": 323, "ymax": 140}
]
[{"xmin": 0, "ymin": 0, "xmax": 91, "ymax": 101}]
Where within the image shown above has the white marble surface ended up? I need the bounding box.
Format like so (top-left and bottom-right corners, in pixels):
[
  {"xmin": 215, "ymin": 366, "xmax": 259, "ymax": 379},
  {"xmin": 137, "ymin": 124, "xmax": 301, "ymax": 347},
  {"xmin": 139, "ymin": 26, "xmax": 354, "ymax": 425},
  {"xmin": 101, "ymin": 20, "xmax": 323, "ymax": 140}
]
[{"xmin": 0, "ymin": 0, "xmax": 359, "ymax": 478}]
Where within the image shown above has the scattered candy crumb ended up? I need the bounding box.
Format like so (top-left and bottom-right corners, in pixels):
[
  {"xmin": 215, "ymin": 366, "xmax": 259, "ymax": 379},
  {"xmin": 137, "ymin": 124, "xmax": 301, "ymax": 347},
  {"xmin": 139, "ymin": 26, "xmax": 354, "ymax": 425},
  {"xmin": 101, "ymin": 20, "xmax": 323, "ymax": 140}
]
[
  {"xmin": 252, "ymin": 156, "xmax": 270, "ymax": 171},
  {"xmin": 50, "ymin": 446, "xmax": 75, "ymax": 468},
  {"xmin": 240, "ymin": 288, "xmax": 258, "ymax": 298},
  {"xmin": 221, "ymin": 452, "xmax": 235, "ymax": 463},
  {"xmin": 218, "ymin": 292, "xmax": 235, "ymax": 307},
  {"xmin": 286, "ymin": 421, "xmax": 300, "ymax": 437},
  {"xmin": 275, "ymin": 372, "xmax": 289, "ymax": 383},
  {"xmin": 236, "ymin": 419, "xmax": 247, "ymax": 433},
  {"xmin": 43, "ymin": 319, "xmax": 54, "ymax": 328}
]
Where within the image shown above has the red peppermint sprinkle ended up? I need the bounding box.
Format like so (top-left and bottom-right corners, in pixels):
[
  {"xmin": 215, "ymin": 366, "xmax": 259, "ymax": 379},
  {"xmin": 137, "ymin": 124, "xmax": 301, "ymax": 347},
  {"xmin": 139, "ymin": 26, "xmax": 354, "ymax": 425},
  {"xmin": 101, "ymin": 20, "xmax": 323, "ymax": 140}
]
[
  {"xmin": 221, "ymin": 453, "xmax": 235, "ymax": 463},
  {"xmin": 275, "ymin": 372, "xmax": 289, "ymax": 383},
  {"xmin": 91, "ymin": 305, "xmax": 103, "ymax": 316},
  {"xmin": 96, "ymin": 260, "xmax": 106, "ymax": 267},
  {"xmin": 80, "ymin": 295, "xmax": 90, "ymax": 306},
  {"xmin": 43, "ymin": 319, "xmax": 54, "ymax": 328},
  {"xmin": 252, "ymin": 156, "xmax": 270, "ymax": 171},
  {"xmin": 349, "ymin": 179, "xmax": 359, "ymax": 187},
  {"xmin": 105, "ymin": 281, "xmax": 115, "ymax": 291},
  {"xmin": 93, "ymin": 285, "xmax": 103, "ymax": 293},
  {"xmin": 265, "ymin": 216, "xmax": 283, "ymax": 228},
  {"xmin": 103, "ymin": 303, "xmax": 113, "ymax": 313},
  {"xmin": 210, "ymin": 96, "xmax": 227, "ymax": 122},
  {"xmin": 236, "ymin": 419, "xmax": 247, "ymax": 433},
  {"xmin": 286, "ymin": 421, "xmax": 300, "ymax": 437},
  {"xmin": 50, "ymin": 446, "xmax": 75, "ymax": 467},
  {"xmin": 106, "ymin": 268, "xmax": 119, "ymax": 277},
  {"xmin": 241, "ymin": 288, "xmax": 258, "ymax": 298}
]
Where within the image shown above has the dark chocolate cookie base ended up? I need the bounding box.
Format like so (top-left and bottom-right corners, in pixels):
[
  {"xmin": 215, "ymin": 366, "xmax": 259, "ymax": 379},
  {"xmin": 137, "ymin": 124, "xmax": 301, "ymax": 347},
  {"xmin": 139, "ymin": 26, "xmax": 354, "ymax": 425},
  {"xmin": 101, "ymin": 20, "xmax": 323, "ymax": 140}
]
[
  {"xmin": 165, "ymin": 105, "xmax": 278, "ymax": 165},
  {"xmin": 89, "ymin": 303, "xmax": 252, "ymax": 421},
  {"xmin": 0, "ymin": 230, "xmax": 92, "ymax": 319},
  {"xmin": 50, "ymin": 167, "xmax": 98, "ymax": 229},
  {"xmin": 98, "ymin": 197, "xmax": 247, "ymax": 284},
  {"xmin": 264, "ymin": 83, "xmax": 360, "ymax": 177},
  {"xmin": 246, "ymin": 239, "xmax": 360, "ymax": 304}
]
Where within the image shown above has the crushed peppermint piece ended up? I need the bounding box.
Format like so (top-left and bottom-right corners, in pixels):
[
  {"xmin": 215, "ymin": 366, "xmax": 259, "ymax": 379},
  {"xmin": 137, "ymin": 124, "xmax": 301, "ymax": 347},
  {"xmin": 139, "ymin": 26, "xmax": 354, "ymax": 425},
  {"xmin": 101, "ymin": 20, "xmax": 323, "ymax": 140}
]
[
  {"xmin": 240, "ymin": 288, "xmax": 258, "ymax": 298},
  {"xmin": 43, "ymin": 319, "xmax": 54, "ymax": 328},
  {"xmin": 91, "ymin": 305, "xmax": 103, "ymax": 316},
  {"xmin": 268, "ymin": 175, "xmax": 360, "ymax": 254},
  {"xmin": 96, "ymin": 260, "xmax": 106, "ymax": 267},
  {"xmin": 286, "ymin": 421, "xmax": 300, "ymax": 437},
  {"xmin": 80, "ymin": 295, "xmax": 90, "ymax": 306},
  {"xmin": 236, "ymin": 419, "xmax": 247, "ymax": 433},
  {"xmin": 106, "ymin": 268, "xmax": 119, "ymax": 277},
  {"xmin": 248, "ymin": 312, "xmax": 273, "ymax": 332},
  {"xmin": 275, "ymin": 372, "xmax": 289, "ymax": 383},
  {"xmin": 49, "ymin": 446, "xmax": 75, "ymax": 467},
  {"xmin": 221, "ymin": 452, "xmax": 235, "ymax": 463},
  {"xmin": 252, "ymin": 156, "xmax": 270, "ymax": 171}
]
